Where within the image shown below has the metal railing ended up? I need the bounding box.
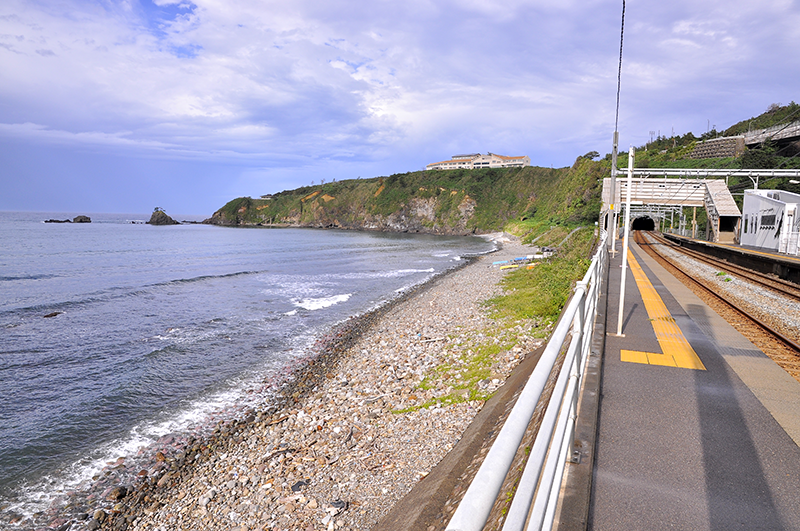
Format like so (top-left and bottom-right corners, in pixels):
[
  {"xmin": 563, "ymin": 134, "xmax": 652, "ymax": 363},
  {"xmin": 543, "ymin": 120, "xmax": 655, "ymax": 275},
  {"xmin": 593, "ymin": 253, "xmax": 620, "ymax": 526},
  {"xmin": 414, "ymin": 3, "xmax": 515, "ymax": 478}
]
[{"xmin": 446, "ymin": 233, "xmax": 608, "ymax": 531}]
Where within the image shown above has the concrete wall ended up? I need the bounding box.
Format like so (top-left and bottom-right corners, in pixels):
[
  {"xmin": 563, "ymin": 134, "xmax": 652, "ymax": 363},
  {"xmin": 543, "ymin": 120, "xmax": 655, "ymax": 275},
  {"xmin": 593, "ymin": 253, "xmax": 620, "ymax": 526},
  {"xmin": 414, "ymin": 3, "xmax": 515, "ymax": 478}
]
[
  {"xmin": 741, "ymin": 190, "xmax": 800, "ymax": 250},
  {"xmin": 690, "ymin": 136, "xmax": 745, "ymax": 159}
]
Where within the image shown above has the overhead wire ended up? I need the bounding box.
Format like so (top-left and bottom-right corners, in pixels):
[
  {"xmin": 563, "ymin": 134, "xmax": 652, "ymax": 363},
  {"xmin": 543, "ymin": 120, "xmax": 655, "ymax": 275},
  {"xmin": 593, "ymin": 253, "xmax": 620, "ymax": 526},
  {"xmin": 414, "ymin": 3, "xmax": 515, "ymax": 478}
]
[
  {"xmin": 614, "ymin": 0, "xmax": 625, "ymax": 134},
  {"xmin": 744, "ymin": 105, "xmax": 800, "ymax": 170}
]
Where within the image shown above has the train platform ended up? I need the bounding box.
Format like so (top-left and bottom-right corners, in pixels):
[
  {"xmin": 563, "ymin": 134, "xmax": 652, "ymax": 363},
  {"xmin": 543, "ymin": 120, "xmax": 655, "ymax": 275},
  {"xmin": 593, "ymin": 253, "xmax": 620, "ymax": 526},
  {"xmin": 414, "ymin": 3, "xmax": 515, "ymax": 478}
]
[
  {"xmin": 665, "ymin": 232, "xmax": 800, "ymax": 264},
  {"xmin": 662, "ymin": 233, "xmax": 800, "ymax": 285},
  {"xmin": 587, "ymin": 239, "xmax": 800, "ymax": 530}
]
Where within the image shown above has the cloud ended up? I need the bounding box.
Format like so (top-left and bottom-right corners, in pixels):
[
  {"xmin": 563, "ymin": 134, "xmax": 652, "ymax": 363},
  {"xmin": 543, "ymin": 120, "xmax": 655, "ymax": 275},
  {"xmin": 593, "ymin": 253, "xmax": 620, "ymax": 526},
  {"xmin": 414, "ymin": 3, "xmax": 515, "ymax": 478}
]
[
  {"xmin": 0, "ymin": 121, "xmax": 185, "ymax": 151},
  {"xmin": 1, "ymin": 0, "xmax": 800, "ymax": 213}
]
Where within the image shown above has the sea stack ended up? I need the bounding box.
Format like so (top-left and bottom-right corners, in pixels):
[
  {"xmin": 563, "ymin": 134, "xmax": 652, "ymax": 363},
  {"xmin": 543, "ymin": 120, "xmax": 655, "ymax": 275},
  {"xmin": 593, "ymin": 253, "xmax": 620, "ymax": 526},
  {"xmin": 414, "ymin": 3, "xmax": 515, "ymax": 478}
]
[{"xmin": 148, "ymin": 209, "xmax": 180, "ymax": 225}]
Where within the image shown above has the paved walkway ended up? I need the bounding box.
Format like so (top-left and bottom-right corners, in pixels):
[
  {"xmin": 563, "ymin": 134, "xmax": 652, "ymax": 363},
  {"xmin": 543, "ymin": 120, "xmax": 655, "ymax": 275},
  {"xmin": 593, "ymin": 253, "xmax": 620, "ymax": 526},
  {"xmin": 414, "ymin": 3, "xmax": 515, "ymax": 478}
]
[{"xmin": 589, "ymin": 240, "xmax": 800, "ymax": 530}]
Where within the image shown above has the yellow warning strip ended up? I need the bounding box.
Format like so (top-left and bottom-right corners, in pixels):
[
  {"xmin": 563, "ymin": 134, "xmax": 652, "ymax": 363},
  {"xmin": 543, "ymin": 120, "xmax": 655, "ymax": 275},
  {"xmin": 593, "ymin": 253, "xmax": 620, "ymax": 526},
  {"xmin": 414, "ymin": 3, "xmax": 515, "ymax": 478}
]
[
  {"xmin": 620, "ymin": 250, "xmax": 706, "ymax": 370},
  {"xmin": 713, "ymin": 241, "xmax": 800, "ymax": 264},
  {"xmin": 674, "ymin": 236, "xmax": 800, "ymax": 264}
]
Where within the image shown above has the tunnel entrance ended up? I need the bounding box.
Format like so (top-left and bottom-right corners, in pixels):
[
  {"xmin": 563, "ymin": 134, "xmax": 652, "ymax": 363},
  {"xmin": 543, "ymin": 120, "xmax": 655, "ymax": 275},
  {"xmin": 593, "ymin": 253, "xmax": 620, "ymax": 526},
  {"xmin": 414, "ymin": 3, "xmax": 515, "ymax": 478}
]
[{"xmin": 631, "ymin": 216, "xmax": 656, "ymax": 231}]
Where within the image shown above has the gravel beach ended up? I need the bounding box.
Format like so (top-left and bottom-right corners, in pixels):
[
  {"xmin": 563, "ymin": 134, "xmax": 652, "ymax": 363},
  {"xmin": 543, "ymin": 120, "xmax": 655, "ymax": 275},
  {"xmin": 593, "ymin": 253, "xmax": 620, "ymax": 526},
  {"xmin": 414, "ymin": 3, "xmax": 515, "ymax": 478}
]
[{"xmin": 73, "ymin": 236, "xmax": 544, "ymax": 531}]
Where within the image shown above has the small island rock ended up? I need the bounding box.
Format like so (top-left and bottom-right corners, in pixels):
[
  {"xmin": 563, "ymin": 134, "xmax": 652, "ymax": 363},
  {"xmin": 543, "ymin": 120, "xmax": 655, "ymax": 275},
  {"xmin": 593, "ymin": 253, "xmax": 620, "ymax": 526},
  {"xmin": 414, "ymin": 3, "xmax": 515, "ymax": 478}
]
[
  {"xmin": 148, "ymin": 210, "xmax": 180, "ymax": 225},
  {"xmin": 73, "ymin": 215, "xmax": 92, "ymax": 223}
]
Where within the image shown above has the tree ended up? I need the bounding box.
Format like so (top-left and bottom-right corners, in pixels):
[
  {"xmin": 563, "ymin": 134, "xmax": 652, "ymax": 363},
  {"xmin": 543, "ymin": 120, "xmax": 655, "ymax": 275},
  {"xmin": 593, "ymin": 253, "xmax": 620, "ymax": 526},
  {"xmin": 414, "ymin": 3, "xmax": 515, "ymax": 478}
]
[{"xmin": 740, "ymin": 141, "xmax": 777, "ymax": 169}]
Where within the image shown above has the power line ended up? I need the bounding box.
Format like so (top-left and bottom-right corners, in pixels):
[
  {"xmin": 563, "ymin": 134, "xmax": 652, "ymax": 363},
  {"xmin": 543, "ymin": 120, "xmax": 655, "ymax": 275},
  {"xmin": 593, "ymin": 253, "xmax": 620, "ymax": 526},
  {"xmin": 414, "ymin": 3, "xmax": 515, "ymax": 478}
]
[{"xmin": 614, "ymin": 0, "xmax": 626, "ymax": 134}]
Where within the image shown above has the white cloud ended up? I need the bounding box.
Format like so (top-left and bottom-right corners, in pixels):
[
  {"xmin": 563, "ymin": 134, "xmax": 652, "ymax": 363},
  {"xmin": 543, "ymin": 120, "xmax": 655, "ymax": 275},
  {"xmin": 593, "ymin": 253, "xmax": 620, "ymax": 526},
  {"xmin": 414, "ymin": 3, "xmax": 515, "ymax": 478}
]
[
  {"xmin": 3, "ymin": 0, "xmax": 600, "ymax": 163},
  {"xmin": 1, "ymin": 0, "xmax": 800, "ymax": 212}
]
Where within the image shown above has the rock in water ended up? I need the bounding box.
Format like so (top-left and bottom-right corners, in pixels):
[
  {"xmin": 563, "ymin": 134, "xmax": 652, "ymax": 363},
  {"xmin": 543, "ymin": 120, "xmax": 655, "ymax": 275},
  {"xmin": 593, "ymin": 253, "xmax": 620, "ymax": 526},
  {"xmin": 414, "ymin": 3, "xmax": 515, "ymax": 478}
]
[
  {"xmin": 147, "ymin": 210, "xmax": 180, "ymax": 225},
  {"xmin": 73, "ymin": 215, "xmax": 92, "ymax": 223}
]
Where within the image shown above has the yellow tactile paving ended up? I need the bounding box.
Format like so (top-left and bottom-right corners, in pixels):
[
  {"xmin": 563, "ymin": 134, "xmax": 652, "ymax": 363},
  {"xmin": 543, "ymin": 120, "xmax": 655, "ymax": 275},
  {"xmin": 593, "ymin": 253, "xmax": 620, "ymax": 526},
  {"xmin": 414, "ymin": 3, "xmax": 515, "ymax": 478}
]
[
  {"xmin": 620, "ymin": 250, "xmax": 706, "ymax": 370},
  {"xmin": 707, "ymin": 241, "xmax": 800, "ymax": 264}
]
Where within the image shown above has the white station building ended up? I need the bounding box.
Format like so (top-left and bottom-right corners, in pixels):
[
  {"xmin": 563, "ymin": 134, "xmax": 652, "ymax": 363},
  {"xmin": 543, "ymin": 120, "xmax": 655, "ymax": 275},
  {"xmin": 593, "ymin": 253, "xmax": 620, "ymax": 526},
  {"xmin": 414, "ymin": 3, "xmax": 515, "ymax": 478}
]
[
  {"xmin": 426, "ymin": 153, "xmax": 530, "ymax": 171},
  {"xmin": 741, "ymin": 189, "xmax": 800, "ymax": 255}
]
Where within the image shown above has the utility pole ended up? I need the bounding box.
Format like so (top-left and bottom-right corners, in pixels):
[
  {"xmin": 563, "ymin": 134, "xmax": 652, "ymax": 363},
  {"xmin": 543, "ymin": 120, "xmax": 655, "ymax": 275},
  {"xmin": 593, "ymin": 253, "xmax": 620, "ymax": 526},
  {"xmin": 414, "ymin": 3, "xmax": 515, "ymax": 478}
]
[
  {"xmin": 616, "ymin": 146, "xmax": 635, "ymax": 336},
  {"xmin": 610, "ymin": 131, "xmax": 619, "ymax": 255}
]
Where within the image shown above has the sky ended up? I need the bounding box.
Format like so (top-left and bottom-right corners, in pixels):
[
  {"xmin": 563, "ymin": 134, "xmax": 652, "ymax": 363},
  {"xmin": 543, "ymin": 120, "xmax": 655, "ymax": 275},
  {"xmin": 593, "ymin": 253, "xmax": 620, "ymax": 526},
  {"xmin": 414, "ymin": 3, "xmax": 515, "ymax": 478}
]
[{"xmin": 2, "ymin": 0, "xmax": 800, "ymax": 216}]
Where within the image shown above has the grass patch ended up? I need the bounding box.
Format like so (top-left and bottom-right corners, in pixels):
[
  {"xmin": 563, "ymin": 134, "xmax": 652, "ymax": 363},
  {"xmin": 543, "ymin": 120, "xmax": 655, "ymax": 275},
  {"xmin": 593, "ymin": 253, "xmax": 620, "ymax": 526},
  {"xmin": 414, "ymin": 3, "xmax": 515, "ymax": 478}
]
[
  {"xmin": 394, "ymin": 227, "xmax": 597, "ymax": 415},
  {"xmin": 487, "ymin": 227, "xmax": 596, "ymax": 324},
  {"xmin": 487, "ymin": 260, "xmax": 588, "ymax": 322},
  {"xmin": 392, "ymin": 325, "xmax": 536, "ymax": 414}
]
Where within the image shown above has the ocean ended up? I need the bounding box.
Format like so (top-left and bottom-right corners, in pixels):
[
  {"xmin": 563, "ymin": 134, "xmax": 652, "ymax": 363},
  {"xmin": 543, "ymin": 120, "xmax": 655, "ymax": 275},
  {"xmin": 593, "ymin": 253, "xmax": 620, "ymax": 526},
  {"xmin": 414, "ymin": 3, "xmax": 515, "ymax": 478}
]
[{"xmin": 0, "ymin": 211, "xmax": 495, "ymax": 527}]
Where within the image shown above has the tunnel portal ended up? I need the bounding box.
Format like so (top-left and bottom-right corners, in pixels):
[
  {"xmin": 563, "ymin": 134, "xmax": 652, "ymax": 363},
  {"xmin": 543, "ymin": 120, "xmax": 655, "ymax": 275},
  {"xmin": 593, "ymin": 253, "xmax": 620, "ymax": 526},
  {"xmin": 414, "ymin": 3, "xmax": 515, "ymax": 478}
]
[{"xmin": 631, "ymin": 216, "xmax": 656, "ymax": 231}]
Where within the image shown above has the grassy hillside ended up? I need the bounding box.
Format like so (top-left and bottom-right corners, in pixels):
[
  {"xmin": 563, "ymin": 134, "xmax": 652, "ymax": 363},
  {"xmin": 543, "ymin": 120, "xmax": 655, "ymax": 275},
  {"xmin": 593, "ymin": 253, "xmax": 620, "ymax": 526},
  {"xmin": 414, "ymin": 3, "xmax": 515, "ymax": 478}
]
[
  {"xmin": 208, "ymin": 100, "xmax": 800, "ymax": 238},
  {"xmin": 609, "ymin": 102, "xmax": 800, "ymax": 218},
  {"xmin": 206, "ymin": 158, "xmax": 606, "ymax": 234},
  {"xmin": 724, "ymin": 101, "xmax": 800, "ymax": 136},
  {"xmin": 623, "ymin": 102, "xmax": 800, "ymax": 175}
]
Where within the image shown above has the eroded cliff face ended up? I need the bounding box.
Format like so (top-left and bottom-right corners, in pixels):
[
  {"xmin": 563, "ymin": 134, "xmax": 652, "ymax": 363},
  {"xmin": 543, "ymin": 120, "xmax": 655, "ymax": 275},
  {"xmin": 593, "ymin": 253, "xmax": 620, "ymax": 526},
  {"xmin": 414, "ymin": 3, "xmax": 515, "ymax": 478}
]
[
  {"xmin": 203, "ymin": 163, "xmax": 604, "ymax": 235},
  {"xmin": 204, "ymin": 194, "xmax": 480, "ymax": 235}
]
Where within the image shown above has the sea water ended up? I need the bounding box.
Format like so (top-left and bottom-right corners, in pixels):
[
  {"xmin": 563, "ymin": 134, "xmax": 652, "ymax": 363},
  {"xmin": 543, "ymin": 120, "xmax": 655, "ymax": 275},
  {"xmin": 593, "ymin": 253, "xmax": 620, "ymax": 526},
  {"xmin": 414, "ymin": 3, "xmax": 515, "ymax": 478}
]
[{"xmin": 0, "ymin": 211, "xmax": 495, "ymax": 525}]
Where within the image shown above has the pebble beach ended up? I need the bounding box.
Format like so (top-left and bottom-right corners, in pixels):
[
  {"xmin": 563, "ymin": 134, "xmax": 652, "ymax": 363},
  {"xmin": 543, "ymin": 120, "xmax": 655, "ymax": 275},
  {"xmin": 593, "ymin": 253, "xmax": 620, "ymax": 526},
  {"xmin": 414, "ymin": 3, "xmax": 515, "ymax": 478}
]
[{"xmin": 66, "ymin": 236, "xmax": 542, "ymax": 531}]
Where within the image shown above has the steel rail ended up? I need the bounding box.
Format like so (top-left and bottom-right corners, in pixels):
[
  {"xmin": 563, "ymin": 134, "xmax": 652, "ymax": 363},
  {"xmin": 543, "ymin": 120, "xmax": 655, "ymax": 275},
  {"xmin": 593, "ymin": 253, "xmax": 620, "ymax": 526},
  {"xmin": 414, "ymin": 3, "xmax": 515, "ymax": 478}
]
[
  {"xmin": 634, "ymin": 232, "xmax": 800, "ymax": 355},
  {"xmin": 649, "ymin": 233, "xmax": 800, "ymax": 302},
  {"xmin": 445, "ymin": 234, "xmax": 608, "ymax": 531}
]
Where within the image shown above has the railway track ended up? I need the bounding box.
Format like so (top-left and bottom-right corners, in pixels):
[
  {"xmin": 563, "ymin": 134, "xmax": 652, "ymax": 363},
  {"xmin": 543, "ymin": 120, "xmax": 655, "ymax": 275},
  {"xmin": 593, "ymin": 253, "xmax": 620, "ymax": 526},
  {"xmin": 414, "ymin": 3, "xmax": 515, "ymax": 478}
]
[
  {"xmin": 650, "ymin": 232, "xmax": 800, "ymax": 302},
  {"xmin": 633, "ymin": 231, "xmax": 800, "ymax": 382}
]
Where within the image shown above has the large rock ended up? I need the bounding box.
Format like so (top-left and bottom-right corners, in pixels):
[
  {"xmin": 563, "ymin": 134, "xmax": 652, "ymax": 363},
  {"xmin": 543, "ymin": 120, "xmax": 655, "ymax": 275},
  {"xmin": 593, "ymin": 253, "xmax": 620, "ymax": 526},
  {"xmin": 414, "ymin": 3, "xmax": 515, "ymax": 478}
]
[
  {"xmin": 202, "ymin": 210, "xmax": 236, "ymax": 226},
  {"xmin": 73, "ymin": 215, "xmax": 92, "ymax": 223},
  {"xmin": 148, "ymin": 210, "xmax": 180, "ymax": 226}
]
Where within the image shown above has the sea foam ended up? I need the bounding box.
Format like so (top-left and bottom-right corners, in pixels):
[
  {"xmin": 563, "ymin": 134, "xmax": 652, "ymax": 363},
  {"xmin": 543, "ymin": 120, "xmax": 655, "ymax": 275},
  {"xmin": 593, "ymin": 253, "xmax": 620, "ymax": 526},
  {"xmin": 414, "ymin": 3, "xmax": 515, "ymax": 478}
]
[{"xmin": 293, "ymin": 293, "xmax": 352, "ymax": 310}]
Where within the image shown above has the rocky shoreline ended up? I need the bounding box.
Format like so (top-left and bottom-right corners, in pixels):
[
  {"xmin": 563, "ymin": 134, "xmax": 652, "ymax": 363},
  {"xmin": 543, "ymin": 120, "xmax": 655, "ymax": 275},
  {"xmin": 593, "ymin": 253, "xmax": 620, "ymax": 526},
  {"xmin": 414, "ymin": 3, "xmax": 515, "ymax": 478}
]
[{"xmin": 36, "ymin": 236, "xmax": 543, "ymax": 531}]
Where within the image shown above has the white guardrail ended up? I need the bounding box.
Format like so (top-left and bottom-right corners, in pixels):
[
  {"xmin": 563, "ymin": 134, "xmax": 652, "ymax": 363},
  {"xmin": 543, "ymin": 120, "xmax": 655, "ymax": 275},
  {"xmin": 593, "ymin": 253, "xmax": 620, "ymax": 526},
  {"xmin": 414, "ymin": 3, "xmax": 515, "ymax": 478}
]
[{"xmin": 446, "ymin": 232, "xmax": 609, "ymax": 531}]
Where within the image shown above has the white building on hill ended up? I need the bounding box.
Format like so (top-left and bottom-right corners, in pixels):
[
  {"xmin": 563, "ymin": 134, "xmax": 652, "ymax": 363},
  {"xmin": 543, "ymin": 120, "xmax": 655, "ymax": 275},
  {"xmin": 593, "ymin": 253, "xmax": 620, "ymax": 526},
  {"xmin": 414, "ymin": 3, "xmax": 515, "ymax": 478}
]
[{"xmin": 426, "ymin": 153, "xmax": 530, "ymax": 171}]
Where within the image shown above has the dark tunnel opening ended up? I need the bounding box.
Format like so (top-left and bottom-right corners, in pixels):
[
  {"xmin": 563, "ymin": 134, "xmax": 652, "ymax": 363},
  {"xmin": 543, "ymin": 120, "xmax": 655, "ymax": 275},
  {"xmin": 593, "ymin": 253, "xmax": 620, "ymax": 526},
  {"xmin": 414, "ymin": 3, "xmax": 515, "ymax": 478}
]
[{"xmin": 631, "ymin": 216, "xmax": 656, "ymax": 231}]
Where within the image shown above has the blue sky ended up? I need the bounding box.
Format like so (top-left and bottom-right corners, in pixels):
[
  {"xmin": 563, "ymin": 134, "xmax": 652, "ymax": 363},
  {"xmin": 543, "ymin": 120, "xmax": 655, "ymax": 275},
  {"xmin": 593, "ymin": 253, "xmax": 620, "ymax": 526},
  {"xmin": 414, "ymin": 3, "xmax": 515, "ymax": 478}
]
[{"xmin": 2, "ymin": 0, "xmax": 800, "ymax": 215}]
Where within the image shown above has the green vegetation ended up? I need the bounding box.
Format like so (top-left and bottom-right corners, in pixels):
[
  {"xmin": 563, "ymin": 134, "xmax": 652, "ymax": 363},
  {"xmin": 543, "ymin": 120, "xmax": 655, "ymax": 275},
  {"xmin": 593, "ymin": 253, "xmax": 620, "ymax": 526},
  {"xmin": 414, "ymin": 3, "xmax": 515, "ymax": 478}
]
[
  {"xmin": 612, "ymin": 102, "xmax": 800, "ymax": 176},
  {"xmin": 207, "ymin": 160, "xmax": 605, "ymax": 233},
  {"xmin": 391, "ymin": 322, "xmax": 533, "ymax": 414},
  {"xmin": 724, "ymin": 102, "xmax": 800, "ymax": 136},
  {"xmin": 605, "ymin": 101, "xmax": 800, "ymax": 232},
  {"xmin": 210, "ymin": 100, "xmax": 800, "ymax": 235},
  {"xmin": 393, "ymin": 226, "xmax": 598, "ymax": 414},
  {"xmin": 208, "ymin": 99, "xmax": 800, "ymax": 414},
  {"xmin": 487, "ymin": 227, "xmax": 597, "ymax": 323}
]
